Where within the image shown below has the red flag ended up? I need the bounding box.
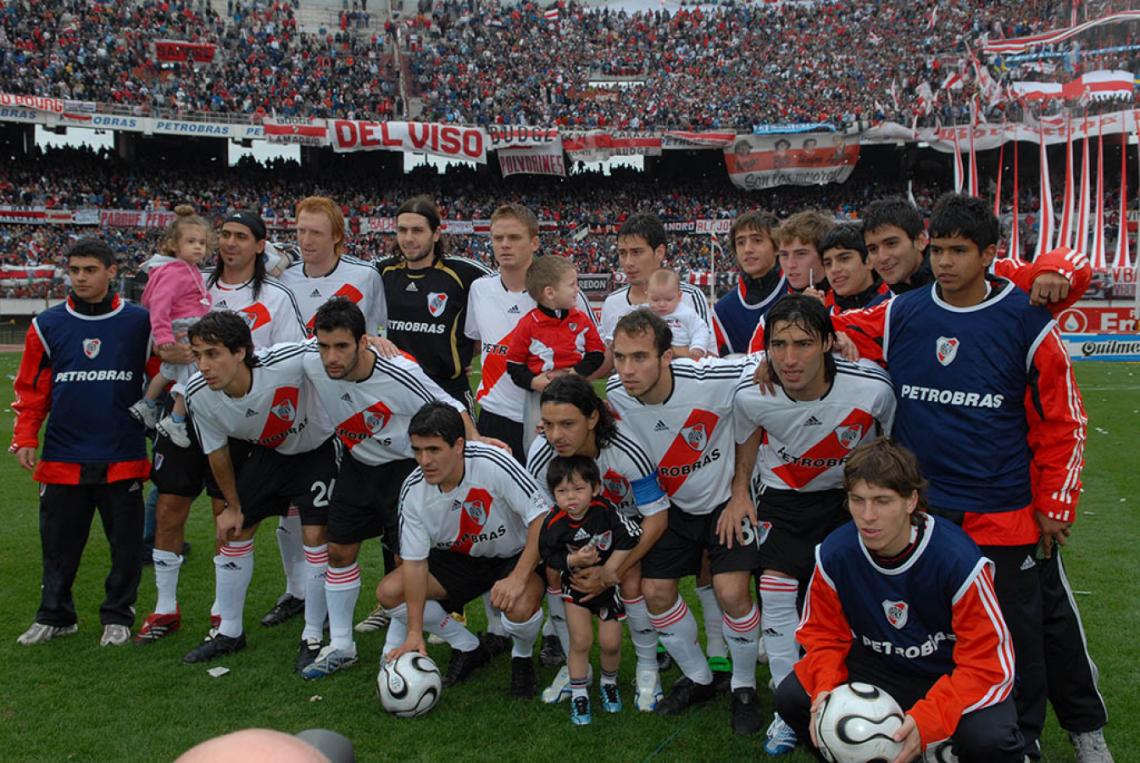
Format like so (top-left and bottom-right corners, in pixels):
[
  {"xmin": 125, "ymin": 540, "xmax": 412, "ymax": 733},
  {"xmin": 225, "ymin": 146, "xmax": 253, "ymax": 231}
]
[
  {"xmin": 968, "ymin": 104, "xmax": 979, "ymax": 196},
  {"xmin": 994, "ymin": 142, "xmax": 1005, "ymax": 218},
  {"xmin": 1009, "ymin": 142, "xmax": 1021, "ymax": 261},
  {"xmin": 1113, "ymin": 126, "xmax": 1131, "ymax": 268},
  {"xmin": 1056, "ymin": 114, "xmax": 1076, "ymax": 250},
  {"xmin": 952, "ymin": 124, "xmax": 965, "ymax": 194},
  {"xmin": 1075, "ymin": 113, "xmax": 1092, "ymax": 257},
  {"xmin": 1035, "ymin": 120, "xmax": 1055, "ymax": 261},
  {"xmin": 1090, "ymin": 122, "xmax": 1107, "ymax": 270}
]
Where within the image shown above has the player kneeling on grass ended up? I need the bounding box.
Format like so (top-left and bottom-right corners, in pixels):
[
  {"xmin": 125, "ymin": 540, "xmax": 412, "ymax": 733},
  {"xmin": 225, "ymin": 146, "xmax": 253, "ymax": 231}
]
[
  {"xmin": 539, "ymin": 455, "xmax": 641, "ymax": 725},
  {"xmin": 774, "ymin": 437, "xmax": 1024, "ymax": 762},
  {"xmin": 380, "ymin": 402, "xmax": 550, "ymax": 698}
]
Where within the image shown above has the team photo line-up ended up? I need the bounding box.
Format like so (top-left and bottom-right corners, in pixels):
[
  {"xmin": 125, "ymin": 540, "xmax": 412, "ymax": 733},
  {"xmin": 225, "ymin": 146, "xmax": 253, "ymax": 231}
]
[{"xmin": 11, "ymin": 191, "xmax": 1112, "ymax": 762}]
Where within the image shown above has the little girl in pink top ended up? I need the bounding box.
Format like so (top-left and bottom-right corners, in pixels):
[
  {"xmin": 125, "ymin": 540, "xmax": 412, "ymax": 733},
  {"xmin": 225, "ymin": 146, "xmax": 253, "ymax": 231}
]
[{"xmin": 129, "ymin": 205, "xmax": 213, "ymax": 447}]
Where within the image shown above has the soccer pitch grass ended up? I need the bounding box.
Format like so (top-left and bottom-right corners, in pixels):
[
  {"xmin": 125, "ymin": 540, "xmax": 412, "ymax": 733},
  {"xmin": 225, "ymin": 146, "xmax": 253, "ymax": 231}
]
[{"xmin": 0, "ymin": 353, "xmax": 1136, "ymax": 762}]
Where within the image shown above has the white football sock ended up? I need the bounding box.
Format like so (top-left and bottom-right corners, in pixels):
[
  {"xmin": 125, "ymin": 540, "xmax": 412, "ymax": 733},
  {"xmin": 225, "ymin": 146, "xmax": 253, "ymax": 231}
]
[
  {"xmin": 621, "ymin": 595, "xmax": 660, "ymax": 673},
  {"xmin": 301, "ymin": 545, "xmax": 328, "ymax": 642},
  {"xmin": 545, "ymin": 588, "xmax": 570, "ymax": 654},
  {"xmin": 424, "ymin": 600, "xmax": 480, "ymax": 652},
  {"xmin": 723, "ymin": 604, "xmax": 761, "ymax": 690},
  {"xmin": 215, "ymin": 541, "xmax": 254, "ymax": 638},
  {"xmin": 325, "ymin": 563, "xmax": 361, "ymax": 652},
  {"xmin": 153, "ymin": 549, "xmax": 182, "ymax": 615},
  {"xmin": 382, "ymin": 603, "xmax": 408, "ymax": 656},
  {"xmin": 500, "ymin": 609, "xmax": 543, "ymax": 658},
  {"xmin": 277, "ymin": 512, "xmax": 305, "ymax": 599},
  {"xmin": 759, "ymin": 574, "xmax": 800, "ymax": 688},
  {"xmin": 650, "ymin": 596, "xmax": 712, "ymax": 685},
  {"xmin": 697, "ymin": 584, "xmax": 727, "ymax": 659},
  {"xmin": 483, "ymin": 593, "xmax": 506, "ymax": 636}
]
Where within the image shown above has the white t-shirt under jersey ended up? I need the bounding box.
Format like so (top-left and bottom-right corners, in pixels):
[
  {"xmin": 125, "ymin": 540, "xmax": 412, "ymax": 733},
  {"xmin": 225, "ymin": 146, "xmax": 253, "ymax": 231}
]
[
  {"xmin": 398, "ymin": 441, "xmax": 550, "ymax": 560},
  {"xmin": 600, "ymin": 282, "xmax": 717, "ymax": 355},
  {"xmin": 733, "ymin": 356, "xmax": 897, "ymax": 493},
  {"xmin": 605, "ymin": 357, "xmax": 746, "ymax": 514},
  {"xmin": 185, "ymin": 343, "xmax": 332, "ymax": 456},
  {"xmin": 281, "ymin": 255, "xmax": 388, "ymax": 336},
  {"xmin": 658, "ymin": 301, "xmax": 710, "ymax": 352},
  {"xmin": 302, "ymin": 345, "xmax": 464, "ymax": 467},
  {"xmin": 464, "ymin": 273, "xmax": 596, "ymax": 423},
  {"xmin": 203, "ymin": 271, "xmax": 307, "ymax": 349}
]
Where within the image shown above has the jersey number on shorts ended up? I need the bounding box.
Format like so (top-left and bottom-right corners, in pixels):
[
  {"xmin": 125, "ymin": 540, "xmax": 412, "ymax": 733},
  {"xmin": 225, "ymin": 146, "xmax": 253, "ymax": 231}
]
[{"xmin": 311, "ymin": 479, "xmax": 336, "ymax": 508}]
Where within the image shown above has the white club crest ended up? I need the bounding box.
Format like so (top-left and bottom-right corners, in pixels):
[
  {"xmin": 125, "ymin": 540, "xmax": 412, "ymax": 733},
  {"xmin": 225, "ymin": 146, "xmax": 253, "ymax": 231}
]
[
  {"xmin": 834, "ymin": 425, "xmax": 864, "ymax": 450},
  {"xmin": 427, "ymin": 292, "xmax": 448, "ymax": 318},
  {"xmin": 679, "ymin": 423, "xmax": 708, "ymax": 452},
  {"xmin": 272, "ymin": 400, "xmax": 296, "ymax": 422},
  {"xmin": 82, "ymin": 338, "xmax": 101, "ymax": 359},
  {"xmin": 936, "ymin": 337, "xmax": 960, "ymax": 366},
  {"xmin": 463, "ymin": 500, "xmax": 487, "ymax": 526},
  {"xmin": 882, "ymin": 599, "xmax": 909, "ymax": 629}
]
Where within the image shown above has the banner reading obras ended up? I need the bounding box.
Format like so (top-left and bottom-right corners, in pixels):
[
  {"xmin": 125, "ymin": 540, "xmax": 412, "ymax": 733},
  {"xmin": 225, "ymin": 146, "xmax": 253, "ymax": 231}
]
[{"xmin": 724, "ymin": 133, "xmax": 859, "ymax": 190}]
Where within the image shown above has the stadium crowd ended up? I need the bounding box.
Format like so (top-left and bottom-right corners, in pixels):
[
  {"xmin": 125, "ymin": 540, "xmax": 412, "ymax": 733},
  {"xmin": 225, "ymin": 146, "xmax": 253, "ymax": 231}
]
[{"xmin": 0, "ymin": 0, "xmax": 1134, "ymax": 129}]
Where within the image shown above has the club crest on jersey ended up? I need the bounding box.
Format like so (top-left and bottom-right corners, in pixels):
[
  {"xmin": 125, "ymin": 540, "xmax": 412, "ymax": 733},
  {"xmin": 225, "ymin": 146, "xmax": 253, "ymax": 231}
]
[
  {"xmin": 834, "ymin": 425, "xmax": 863, "ymax": 450},
  {"xmin": 592, "ymin": 530, "xmax": 613, "ymax": 552},
  {"xmin": 427, "ymin": 292, "xmax": 448, "ymax": 318},
  {"xmin": 363, "ymin": 410, "xmax": 388, "ymax": 434},
  {"xmin": 272, "ymin": 399, "xmax": 297, "ymax": 422},
  {"xmin": 679, "ymin": 423, "xmax": 709, "ymax": 452},
  {"xmin": 603, "ymin": 471, "xmax": 630, "ymax": 501},
  {"xmin": 82, "ymin": 338, "xmax": 101, "ymax": 359},
  {"xmin": 882, "ymin": 600, "xmax": 909, "ymax": 629},
  {"xmin": 936, "ymin": 337, "xmax": 960, "ymax": 366},
  {"xmin": 463, "ymin": 499, "xmax": 487, "ymax": 526}
]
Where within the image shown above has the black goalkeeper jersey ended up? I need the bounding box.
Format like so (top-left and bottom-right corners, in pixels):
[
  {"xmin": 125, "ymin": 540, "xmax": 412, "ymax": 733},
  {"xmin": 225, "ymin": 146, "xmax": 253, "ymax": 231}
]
[{"xmin": 377, "ymin": 255, "xmax": 490, "ymax": 383}]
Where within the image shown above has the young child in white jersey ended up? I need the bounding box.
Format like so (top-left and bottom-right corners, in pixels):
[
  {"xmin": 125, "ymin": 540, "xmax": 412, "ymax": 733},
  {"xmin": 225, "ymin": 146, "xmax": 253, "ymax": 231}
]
[
  {"xmin": 646, "ymin": 269, "xmax": 708, "ymax": 360},
  {"xmin": 539, "ymin": 455, "xmax": 640, "ymax": 725},
  {"xmin": 130, "ymin": 206, "xmax": 213, "ymax": 447}
]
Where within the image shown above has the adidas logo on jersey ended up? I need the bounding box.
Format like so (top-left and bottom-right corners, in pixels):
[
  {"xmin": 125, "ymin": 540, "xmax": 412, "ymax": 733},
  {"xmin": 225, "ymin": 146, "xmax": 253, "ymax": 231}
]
[
  {"xmin": 215, "ymin": 299, "xmax": 228, "ymax": 308},
  {"xmin": 245, "ymin": 409, "xmax": 258, "ymax": 417},
  {"xmin": 405, "ymin": 282, "xmax": 418, "ymax": 292},
  {"xmin": 805, "ymin": 416, "xmax": 822, "ymax": 426},
  {"xmin": 653, "ymin": 420, "xmax": 670, "ymax": 432},
  {"xmin": 573, "ymin": 528, "xmax": 591, "ymax": 542},
  {"xmin": 507, "ymin": 305, "xmax": 521, "ymax": 314},
  {"xmin": 341, "ymin": 393, "xmax": 352, "ymax": 402},
  {"xmin": 309, "ymin": 289, "xmax": 321, "ymax": 298}
]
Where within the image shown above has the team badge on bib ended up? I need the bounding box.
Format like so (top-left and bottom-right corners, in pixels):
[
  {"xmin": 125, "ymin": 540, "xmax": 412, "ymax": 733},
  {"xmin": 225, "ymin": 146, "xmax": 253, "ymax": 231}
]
[
  {"xmin": 463, "ymin": 499, "xmax": 487, "ymax": 525},
  {"xmin": 834, "ymin": 425, "xmax": 864, "ymax": 450},
  {"xmin": 82, "ymin": 338, "xmax": 102, "ymax": 359},
  {"xmin": 680, "ymin": 423, "xmax": 708, "ymax": 452},
  {"xmin": 882, "ymin": 600, "xmax": 909, "ymax": 629},
  {"xmin": 427, "ymin": 292, "xmax": 448, "ymax": 318},
  {"xmin": 936, "ymin": 337, "xmax": 959, "ymax": 366}
]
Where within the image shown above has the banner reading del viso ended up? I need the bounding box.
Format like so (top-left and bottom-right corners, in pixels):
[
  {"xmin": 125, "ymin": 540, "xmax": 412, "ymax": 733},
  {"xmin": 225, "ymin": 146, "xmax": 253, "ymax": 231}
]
[
  {"xmin": 331, "ymin": 120, "xmax": 487, "ymax": 163},
  {"xmin": 724, "ymin": 133, "xmax": 859, "ymax": 190}
]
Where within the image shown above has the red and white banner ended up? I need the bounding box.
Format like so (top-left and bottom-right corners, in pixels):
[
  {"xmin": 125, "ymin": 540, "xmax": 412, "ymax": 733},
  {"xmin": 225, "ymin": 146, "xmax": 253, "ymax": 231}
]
[
  {"xmin": 498, "ymin": 141, "xmax": 566, "ymax": 177},
  {"xmin": 263, "ymin": 118, "xmax": 329, "ymax": 146},
  {"xmin": 1011, "ymin": 70, "xmax": 1134, "ymax": 102},
  {"xmin": 662, "ymin": 131, "xmax": 737, "ymax": 149},
  {"xmin": 485, "ymin": 125, "xmax": 560, "ymax": 149},
  {"xmin": 864, "ymin": 110, "xmax": 1140, "ymax": 152},
  {"xmin": 983, "ymin": 10, "xmax": 1140, "ymax": 54},
  {"xmin": 1057, "ymin": 303, "xmax": 1137, "ymax": 334},
  {"xmin": 154, "ymin": 40, "xmax": 218, "ymax": 64},
  {"xmin": 0, "ymin": 265, "xmax": 57, "ymax": 281},
  {"xmin": 331, "ymin": 120, "xmax": 487, "ymax": 163},
  {"xmin": 0, "ymin": 206, "xmax": 76, "ymax": 225},
  {"xmin": 724, "ymin": 133, "xmax": 859, "ymax": 190},
  {"xmin": 562, "ymin": 131, "xmax": 662, "ymax": 161}
]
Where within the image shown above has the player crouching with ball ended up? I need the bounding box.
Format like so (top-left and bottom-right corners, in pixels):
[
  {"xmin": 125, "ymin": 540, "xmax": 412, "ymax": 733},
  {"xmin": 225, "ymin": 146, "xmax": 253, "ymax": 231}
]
[
  {"xmin": 774, "ymin": 438, "xmax": 1024, "ymax": 762},
  {"xmin": 539, "ymin": 456, "xmax": 641, "ymax": 725}
]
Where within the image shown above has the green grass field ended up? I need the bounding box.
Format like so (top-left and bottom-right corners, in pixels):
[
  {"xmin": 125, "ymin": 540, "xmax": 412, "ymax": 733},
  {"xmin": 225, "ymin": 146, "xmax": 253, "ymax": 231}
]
[{"xmin": 0, "ymin": 353, "xmax": 1136, "ymax": 762}]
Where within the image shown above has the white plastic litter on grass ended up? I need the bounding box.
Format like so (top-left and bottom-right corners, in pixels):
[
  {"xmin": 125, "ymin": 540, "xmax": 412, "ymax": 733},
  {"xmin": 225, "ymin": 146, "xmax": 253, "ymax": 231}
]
[{"xmin": 207, "ymin": 667, "xmax": 230, "ymax": 678}]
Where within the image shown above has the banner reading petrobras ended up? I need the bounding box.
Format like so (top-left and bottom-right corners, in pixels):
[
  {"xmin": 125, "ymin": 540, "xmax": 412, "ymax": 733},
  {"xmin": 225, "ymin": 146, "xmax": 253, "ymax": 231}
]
[
  {"xmin": 154, "ymin": 40, "xmax": 218, "ymax": 64},
  {"xmin": 1062, "ymin": 333, "xmax": 1140, "ymax": 361},
  {"xmin": 331, "ymin": 120, "xmax": 487, "ymax": 163},
  {"xmin": 724, "ymin": 133, "xmax": 859, "ymax": 190}
]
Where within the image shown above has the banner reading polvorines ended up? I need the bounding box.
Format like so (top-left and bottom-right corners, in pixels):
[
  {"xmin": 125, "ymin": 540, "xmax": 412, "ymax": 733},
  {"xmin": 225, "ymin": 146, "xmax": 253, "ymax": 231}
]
[
  {"xmin": 723, "ymin": 133, "xmax": 859, "ymax": 190},
  {"xmin": 331, "ymin": 120, "xmax": 487, "ymax": 163}
]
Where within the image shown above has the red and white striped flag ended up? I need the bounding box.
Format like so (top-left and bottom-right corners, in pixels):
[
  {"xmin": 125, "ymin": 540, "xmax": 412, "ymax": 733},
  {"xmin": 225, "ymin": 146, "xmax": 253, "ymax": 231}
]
[
  {"xmin": 967, "ymin": 103, "xmax": 979, "ymax": 196},
  {"xmin": 993, "ymin": 142, "xmax": 1005, "ymax": 218},
  {"xmin": 543, "ymin": 6, "xmax": 559, "ymax": 21},
  {"xmin": 1113, "ymin": 128, "xmax": 1131, "ymax": 269},
  {"xmin": 1009, "ymin": 141, "xmax": 1022, "ymax": 261},
  {"xmin": 952, "ymin": 124, "xmax": 965, "ymax": 194},
  {"xmin": 1034, "ymin": 120, "xmax": 1054, "ymax": 261},
  {"xmin": 1090, "ymin": 122, "xmax": 1107, "ymax": 270},
  {"xmin": 1074, "ymin": 114, "xmax": 1092, "ymax": 258},
  {"xmin": 1056, "ymin": 115, "xmax": 1076, "ymax": 250}
]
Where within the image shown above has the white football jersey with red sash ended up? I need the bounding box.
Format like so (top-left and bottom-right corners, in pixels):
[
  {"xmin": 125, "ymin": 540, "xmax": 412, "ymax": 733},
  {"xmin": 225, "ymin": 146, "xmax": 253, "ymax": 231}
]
[
  {"xmin": 733, "ymin": 356, "xmax": 897, "ymax": 492},
  {"xmin": 465, "ymin": 274, "xmax": 595, "ymax": 423},
  {"xmin": 398, "ymin": 441, "xmax": 550, "ymax": 560},
  {"xmin": 185, "ymin": 343, "xmax": 332, "ymax": 455},
  {"xmin": 282, "ymin": 255, "xmax": 388, "ymax": 336},
  {"xmin": 204, "ymin": 271, "xmax": 307, "ymax": 349},
  {"xmin": 606, "ymin": 358, "xmax": 746, "ymax": 515},
  {"xmin": 302, "ymin": 345, "xmax": 464, "ymax": 466}
]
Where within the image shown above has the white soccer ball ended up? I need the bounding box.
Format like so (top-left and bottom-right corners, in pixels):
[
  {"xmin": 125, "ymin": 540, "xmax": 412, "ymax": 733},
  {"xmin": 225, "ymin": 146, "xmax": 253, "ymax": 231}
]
[
  {"xmin": 815, "ymin": 682, "xmax": 905, "ymax": 763},
  {"xmin": 377, "ymin": 653, "xmax": 442, "ymax": 718}
]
